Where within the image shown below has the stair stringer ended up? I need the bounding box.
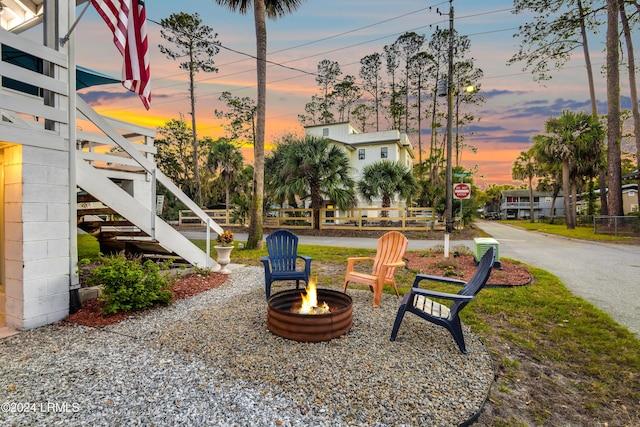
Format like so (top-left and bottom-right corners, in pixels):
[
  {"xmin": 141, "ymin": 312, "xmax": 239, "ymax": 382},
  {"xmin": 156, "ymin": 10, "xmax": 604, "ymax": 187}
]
[{"xmin": 76, "ymin": 157, "xmax": 218, "ymax": 270}]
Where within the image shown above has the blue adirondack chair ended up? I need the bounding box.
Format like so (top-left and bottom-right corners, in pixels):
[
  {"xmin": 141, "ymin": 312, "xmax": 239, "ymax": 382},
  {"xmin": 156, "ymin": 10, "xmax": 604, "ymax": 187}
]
[
  {"xmin": 261, "ymin": 229, "xmax": 313, "ymax": 299},
  {"xmin": 390, "ymin": 246, "xmax": 495, "ymax": 354}
]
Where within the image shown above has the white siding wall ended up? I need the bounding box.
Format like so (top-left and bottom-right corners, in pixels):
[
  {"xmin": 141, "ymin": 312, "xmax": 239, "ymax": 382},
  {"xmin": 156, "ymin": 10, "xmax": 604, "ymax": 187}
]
[{"xmin": 4, "ymin": 145, "xmax": 70, "ymax": 330}]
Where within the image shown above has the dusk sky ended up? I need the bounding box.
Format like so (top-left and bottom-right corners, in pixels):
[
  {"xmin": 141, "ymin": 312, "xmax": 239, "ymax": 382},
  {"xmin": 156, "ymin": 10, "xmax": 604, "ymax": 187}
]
[{"xmin": 66, "ymin": 0, "xmax": 629, "ymax": 188}]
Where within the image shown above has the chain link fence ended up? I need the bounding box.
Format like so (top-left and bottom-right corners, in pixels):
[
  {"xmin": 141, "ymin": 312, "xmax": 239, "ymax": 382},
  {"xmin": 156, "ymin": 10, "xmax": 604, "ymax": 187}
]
[{"xmin": 593, "ymin": 216, "xmax": 640, "ymax": 236}]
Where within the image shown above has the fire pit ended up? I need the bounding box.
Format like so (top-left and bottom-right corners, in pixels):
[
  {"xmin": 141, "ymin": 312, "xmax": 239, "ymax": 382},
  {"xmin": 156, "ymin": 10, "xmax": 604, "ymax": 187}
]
[{"xmin": 267, "ymin": 284, "xmax": 353, "ymax": 342}]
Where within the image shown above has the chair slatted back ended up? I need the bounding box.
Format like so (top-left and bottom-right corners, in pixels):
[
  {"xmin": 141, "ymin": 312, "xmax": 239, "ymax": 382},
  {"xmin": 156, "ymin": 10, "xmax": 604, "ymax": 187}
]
[
  {"xmin": 372, "ymin": 231, "xmax": 409, "ymax": 279},
  {"xmin": 266, "ymin": 229, "xmax": 300, "ymax": 273},
  {"xmin": 449, "ymin": 246, "xmax": 495, "ymax": 317}
]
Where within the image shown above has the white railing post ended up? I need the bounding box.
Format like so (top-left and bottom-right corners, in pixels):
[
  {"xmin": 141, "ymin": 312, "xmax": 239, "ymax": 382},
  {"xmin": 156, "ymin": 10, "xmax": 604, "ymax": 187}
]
[
  {"xmin": 206, "ymin": 217, "xmax": 212, "ymax": 265},
  {"xmin": 151, "ymin": 169, "xmax": 156, "ymax": 240}
]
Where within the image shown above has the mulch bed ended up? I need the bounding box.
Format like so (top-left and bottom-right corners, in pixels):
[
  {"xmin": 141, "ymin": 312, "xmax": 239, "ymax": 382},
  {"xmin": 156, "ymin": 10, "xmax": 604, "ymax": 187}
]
[
  {"xmin": 403, "ymin": 253, "xmax": 533, "ymax": 287},
  {"xmin": 64, "ymin": 272, "xmax": 228, "ymax": 328}
]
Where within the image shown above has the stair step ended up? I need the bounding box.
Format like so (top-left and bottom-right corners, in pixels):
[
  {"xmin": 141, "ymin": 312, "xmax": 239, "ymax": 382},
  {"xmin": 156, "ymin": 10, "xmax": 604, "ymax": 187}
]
[
  {"xmin": 77, "ymin": 193, "xmax": 99, "ymax": 203},
  {"xmin": 77, "ymin": 208, "xmax": 117, "ymax": 216},
  {"xmin": 100, "ymin": 230, "xmax": 149, "ymax": 239},
  {"xmin": 80, "ymin": 220, "xmax": 134, "ymax": 229}
]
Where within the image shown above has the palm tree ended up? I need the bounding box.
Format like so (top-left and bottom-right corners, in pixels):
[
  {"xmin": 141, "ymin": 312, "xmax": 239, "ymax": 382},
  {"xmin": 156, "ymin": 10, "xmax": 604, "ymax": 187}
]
[
  {"xmin": 511, "ymin": 150, "xmax": 540, "ymax": 222},
  {"xmin": 357, "ymin": 161, "xmax": 418, "ymax": 222},
  {"xmin": 530, "ymin": 138, "xmax": 563, "ymax": 217},
  {"xmin": 268, "ymin": 136, "xmax": 355, "ymax": 229},
  {"xmin": 207, "ymin": 139, "xmax": 244, "ymax": 221},
  {"xmin": 214, "ymin": 0, "xmax": 305, "ymax": 249},
  {"xmin": 534, "ymin": 110, "xmax": 603, "ymax": 229}
]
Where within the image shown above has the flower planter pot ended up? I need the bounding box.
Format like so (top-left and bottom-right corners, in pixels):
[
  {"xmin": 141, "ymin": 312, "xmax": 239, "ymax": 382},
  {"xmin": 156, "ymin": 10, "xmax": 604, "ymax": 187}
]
[{"xmin": 214, "ymin": 246, "xmax": 233, "ymax": 274}]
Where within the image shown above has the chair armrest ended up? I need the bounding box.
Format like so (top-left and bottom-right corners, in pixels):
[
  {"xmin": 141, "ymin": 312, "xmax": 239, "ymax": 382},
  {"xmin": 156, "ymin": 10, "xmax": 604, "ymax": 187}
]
[
  {"xmin": 382, "ymin": 261, "xmax": 406, "ymax": 268},
  {"xmin": 260, "ymin": 256, "xmax": 271, "ymax": 268},
  {"xmin": 347, "ymin": 256, "xmax": 375, "ymax": 262},
  {"xmin": 298, "ymin": 255, "xmax": 313, "ymax": 263},
  {"xmin": 413, "ymin": 273, "xmax": 467, "ymax": 288},
  {"xmin": 410, "ymin": 287, "xmax": 473, "ymax": 302}
]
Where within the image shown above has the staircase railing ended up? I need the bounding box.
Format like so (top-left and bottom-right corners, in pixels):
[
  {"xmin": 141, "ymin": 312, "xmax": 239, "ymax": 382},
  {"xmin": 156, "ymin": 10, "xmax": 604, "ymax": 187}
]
[{"xmin": 75, "ymin": 97, "xmax": 224, "ymax": 260}]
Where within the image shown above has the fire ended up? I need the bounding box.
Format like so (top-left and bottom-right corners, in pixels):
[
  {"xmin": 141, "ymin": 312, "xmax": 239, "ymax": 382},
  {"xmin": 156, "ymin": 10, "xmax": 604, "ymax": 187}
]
[{"xmin": 298, "ymin": 280, "xmax": 330, "ymax": 314}]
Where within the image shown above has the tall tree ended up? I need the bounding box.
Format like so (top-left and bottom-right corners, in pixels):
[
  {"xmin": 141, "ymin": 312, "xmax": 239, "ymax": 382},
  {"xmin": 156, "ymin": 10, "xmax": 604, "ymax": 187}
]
[
  {"xmin": 452, "ymin": 59, "xmax": 484, "ymax": 166},
  {"xmin": 333, "ymin": 75, "xmax": 361, "ymax": 122},
  {"xmin": 214, "ymin": 0, "xmax": 306, "ymax": 249},
  {"xmin": 359, "ymin": 53, "xmax": 384, "ymax": 131},
  {"xmin": 159, "ymin": 12, "xmax": 221, "ymax": 207},
  {"xmin": 509, "ymin": 0, "xmax": 609, "ymax": 214},
  {"xmin": 606, "ymin": 0, "xmax": 623, "ymax": 216},
  {"xmin": 395, "ymin": 31, "xmax": 425, "ymax": 133},
  {"xmin": 215, "ymin": 91, "xmax": 257, "ymax": 143},
  {"xmin": 383, "ymin": 41, "xmax": 402, "ymax": 130},
  {"xmin": 408, "ymin": 51, "xmax": 435, "ymax": 167},
  {"xmin": 155, "ymin": 117, "xmax": 196, "ymax": 190},
  {"xmin": 316, "ymin": 59, "xmax": 341, "ymax": 124},
  {"xmin": 268, "ymin": 136, "xmax": 356, "ymax": 229},
  {"xmin": 619, "ymin": 1, "xmax": 640, "ymax": 209},
  {"xmin": 357, "ymin": 160, "xmax": 418, "ymax": 218},
  {"xmin": 350, "ymin": 103, "xmax": 375, "ymax": 133},
  {"xmin": 512, "ymin": 150, "xmax": 541, "ymax": 222}
]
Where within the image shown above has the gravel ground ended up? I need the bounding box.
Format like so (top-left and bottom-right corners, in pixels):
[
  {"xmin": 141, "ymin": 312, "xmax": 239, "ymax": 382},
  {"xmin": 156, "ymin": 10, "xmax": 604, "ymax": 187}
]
[{"xmin": 0, "ymin": 266, "xmax": 493, "ymax": 427}]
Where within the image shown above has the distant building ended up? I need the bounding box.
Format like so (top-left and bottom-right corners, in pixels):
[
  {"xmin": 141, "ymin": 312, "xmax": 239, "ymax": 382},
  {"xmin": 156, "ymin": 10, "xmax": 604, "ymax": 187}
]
[
  {"xmin": 580, "ymin": 184, "xmax": 639, "ymax": 214},
  {"xmin": 304, "ymin": 122, "xmax": 415, "ymax": 209},
  {"xmin": 499, "ymin": 190, "xmax": 565, "ymax": 220}
]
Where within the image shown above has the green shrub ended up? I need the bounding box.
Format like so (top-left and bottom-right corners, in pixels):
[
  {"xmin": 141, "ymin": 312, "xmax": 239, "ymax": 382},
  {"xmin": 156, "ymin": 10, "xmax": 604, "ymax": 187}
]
[{"xmin": 88, "ymin": 254, "xmax": 173, "ymax": 314}]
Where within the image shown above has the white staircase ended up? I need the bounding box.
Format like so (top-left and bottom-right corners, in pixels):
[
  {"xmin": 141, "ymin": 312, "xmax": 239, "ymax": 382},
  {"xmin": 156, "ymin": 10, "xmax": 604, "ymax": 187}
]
[{"xmin": 75, "ymin": 97, "xmax": 223, "ymax": 269}]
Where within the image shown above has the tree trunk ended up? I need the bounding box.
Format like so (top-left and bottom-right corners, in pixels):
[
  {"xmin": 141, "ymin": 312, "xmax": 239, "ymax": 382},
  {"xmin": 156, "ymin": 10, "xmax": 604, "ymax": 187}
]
[
  {"xmin": 571, "ymin": 180, "xmax": 578, "ymax": 227},
  {"xmin": 528, "ymin": 177, "xmax": 535, "ymax": 222},
  {"xmin": 578, "ymin": 0, "xmax": 608, "ymax": 215},
  {"xmin": 606, "ymin": 0, "xmax": 623, "ymax": 217},
  {"xmin": 189, "ymin": 61, "xmax": 201, "ymax": 206},
  {"xmin": 246, "ymin": 0, "xmax": 266, "ymax": 249},
  {"xmin": 562, "ymin": 162, "xmax": 574, "ymax": 229},
  {"xmin": 620, "ymin": 2, "xmax": 640, "ymax": 210},
  {"xmin": 225, "ymin": 179, "xmax": 231, "ymax": 223},
  {"xmin": 311, "ymin": 185, "xmax": 323, "ymax": 230}
]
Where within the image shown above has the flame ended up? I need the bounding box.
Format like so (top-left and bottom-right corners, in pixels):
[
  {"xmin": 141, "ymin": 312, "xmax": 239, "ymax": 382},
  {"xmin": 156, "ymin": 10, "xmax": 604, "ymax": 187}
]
[{"xmin": 298, "ymin": 280, "xmax": 330, "ymax": 314}]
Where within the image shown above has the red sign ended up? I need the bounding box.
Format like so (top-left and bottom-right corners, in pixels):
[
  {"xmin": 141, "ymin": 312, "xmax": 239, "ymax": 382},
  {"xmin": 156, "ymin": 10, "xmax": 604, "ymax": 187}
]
[{"xmin": 453, "ymin": 183, "xmax": 471, "ymax": 199}]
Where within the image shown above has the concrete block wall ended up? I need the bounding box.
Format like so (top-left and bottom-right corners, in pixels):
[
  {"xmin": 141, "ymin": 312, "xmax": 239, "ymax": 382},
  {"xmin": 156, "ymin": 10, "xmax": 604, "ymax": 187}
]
[{"xmin": 4, "ymin": 145, "xmax": 71, "ymax": 330}]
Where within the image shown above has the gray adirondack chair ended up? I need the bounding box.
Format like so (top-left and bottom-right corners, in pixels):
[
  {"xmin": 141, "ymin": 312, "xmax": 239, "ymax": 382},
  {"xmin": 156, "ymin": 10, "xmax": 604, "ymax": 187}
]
[{"xmin": 390, "ymin": 246, "xmax": 495, "ymax": 354}]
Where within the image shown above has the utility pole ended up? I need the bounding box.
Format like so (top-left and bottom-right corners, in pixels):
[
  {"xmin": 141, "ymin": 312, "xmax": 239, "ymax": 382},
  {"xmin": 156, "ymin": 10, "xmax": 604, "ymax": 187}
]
[{"xmin": 445, "ymin": 0, "xmax": 455, "ymax": 234}]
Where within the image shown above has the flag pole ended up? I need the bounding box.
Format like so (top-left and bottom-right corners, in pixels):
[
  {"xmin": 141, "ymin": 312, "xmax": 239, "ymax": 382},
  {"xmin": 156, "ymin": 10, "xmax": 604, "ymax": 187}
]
[{"xmin": 60, "ymin": 0, "xmax": 92, "ymax": 47}]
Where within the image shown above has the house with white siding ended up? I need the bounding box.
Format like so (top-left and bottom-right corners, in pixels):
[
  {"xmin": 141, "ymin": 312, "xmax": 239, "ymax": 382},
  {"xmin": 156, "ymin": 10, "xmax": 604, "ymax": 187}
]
[{"xmin": 304, "ymin": 122, "xmax": 415, "ymax": 209}]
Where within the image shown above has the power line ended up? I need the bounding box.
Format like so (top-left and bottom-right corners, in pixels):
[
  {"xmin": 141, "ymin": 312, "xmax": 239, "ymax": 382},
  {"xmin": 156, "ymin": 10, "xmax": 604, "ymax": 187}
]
[{"xmin": 99, "ymin": 6, "xmax": 524, "ymax": 114}]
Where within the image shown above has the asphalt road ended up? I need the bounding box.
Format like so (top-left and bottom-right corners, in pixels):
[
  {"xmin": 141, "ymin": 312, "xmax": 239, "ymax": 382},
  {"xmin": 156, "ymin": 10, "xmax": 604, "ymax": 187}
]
[
  {"xmin": 474, "ymin": 220, "xmax": 640, "ymax": 337},
  {"xmin": 183, "ymin": 223, "xmax": 640, "ymax": 337}
]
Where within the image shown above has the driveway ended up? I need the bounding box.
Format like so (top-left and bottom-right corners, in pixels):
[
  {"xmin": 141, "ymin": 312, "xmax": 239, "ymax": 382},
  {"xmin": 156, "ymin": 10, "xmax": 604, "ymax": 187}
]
[{"xmin": 474, "ymin": 220, "xmax": 640, "ymax": 337}]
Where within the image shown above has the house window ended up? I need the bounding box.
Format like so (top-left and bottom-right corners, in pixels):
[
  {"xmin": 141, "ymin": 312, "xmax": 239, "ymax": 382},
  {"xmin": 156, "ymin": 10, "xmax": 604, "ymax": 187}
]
[
  {"xmin": 358, "ymin": 149, "xmax": 365, "ymax": 160},
  {"xmin": 322, "ymin": 128, "xmax": 329, "ymax": 136},
  {"xmin": 380, "ymin": 147, "xmax": 388, "ymax": 159}
]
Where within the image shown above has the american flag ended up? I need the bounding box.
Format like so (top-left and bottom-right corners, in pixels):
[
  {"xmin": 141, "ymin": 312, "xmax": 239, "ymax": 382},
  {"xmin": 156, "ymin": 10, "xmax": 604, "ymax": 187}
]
[{"xmin": 91, "ymin": 0, "xmax": 151, "ymax": 110}]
